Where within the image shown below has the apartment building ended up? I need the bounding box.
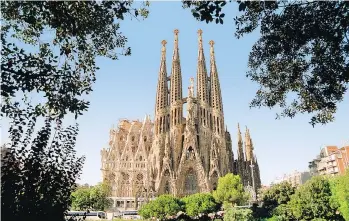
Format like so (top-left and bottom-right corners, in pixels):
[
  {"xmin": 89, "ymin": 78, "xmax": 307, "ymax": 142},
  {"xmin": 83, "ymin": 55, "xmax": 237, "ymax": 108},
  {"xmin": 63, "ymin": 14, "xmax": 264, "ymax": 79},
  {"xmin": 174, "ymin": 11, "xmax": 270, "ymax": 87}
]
[
  {"xmin": 270, "ymin": 170, "xmax": 312, "ymax": 187},
  {"xmin": 309, "ymin": 145, "xmax": 349, "ymax": 176}
]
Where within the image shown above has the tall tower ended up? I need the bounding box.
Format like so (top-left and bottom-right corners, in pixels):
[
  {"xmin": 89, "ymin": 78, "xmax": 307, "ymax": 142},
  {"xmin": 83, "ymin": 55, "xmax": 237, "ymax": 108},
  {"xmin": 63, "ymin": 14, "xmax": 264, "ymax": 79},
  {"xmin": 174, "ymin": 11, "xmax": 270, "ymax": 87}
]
[
  {"xmin": 154, "ymin": 40, "xmax": 169, "ymax": 135},
  {"xmin": 236, "ymin": 123, "xmax": 245, "ymax": 183},
  {"xmin": 196, "ymin": 29, "xmax": 210, "ymax": 126},
  {"xmin": 209, "ymin": 40, "xmax": 228, "ymax": 174},
  {"xmin": 151, "ymin": 40, "xmax": 170, "ymax": 189},
  {"xmin": 245, "ymin": 127, "xmax": 253, "ymax": 162},
  {"xmin": 170, "ymin": 29, "xmax": 183, "ymax": 171},
  {"xmin": 196, "ymin": 30, "xmax": 211, "ymax": 172},
  {"xmin": 209, "ymin": 40, "xmax": 224, "ymax": 136}
]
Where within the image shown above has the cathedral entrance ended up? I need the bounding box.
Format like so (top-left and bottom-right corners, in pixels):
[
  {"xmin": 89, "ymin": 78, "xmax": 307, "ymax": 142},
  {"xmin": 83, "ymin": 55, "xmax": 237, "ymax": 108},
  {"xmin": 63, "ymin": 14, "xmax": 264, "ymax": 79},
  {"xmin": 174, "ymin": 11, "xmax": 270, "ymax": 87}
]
[{"xmin": 184, "ymin": 168, "xmax": 198, "ymax": 195}]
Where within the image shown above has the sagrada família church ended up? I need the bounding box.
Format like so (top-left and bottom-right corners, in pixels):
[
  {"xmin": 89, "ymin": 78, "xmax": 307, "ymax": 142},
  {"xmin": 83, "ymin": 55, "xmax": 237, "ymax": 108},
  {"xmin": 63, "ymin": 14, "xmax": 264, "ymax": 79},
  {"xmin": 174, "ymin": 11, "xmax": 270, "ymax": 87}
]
[{"xmin": 101, "ymin": 29, "xmax": 261, "ymax": 210}]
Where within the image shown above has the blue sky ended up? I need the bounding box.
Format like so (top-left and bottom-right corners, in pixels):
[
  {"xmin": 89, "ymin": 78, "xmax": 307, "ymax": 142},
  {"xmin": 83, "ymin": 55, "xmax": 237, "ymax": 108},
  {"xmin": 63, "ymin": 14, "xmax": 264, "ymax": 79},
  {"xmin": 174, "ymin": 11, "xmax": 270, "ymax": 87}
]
[{"xmin": 2, "ymin": 2, "xmax": 348, "ymax": 186}]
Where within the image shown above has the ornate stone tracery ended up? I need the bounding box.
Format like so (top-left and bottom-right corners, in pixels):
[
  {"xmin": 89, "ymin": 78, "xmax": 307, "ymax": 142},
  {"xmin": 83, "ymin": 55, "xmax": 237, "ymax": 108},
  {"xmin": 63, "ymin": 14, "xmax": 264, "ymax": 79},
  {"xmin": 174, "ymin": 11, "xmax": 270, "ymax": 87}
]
[{"xmin": 184, "ymin": 168, "xmax": 198, "ymax": 195}]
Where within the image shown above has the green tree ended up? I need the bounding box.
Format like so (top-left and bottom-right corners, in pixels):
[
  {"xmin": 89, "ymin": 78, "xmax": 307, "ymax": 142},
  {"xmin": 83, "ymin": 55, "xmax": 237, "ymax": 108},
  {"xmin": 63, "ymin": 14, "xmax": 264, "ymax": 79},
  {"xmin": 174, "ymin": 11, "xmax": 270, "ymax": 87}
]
[
  {"xmin": 261, "ymin": 182, "xmax": 296, "ymax": 216},
  {"xmin": 71, "ymin": 186, "xmax": 91, "ymax": 211},
  {"xmin": 1, "ymin": 2, "xmax": 149, "ymax": 221},
  {"xmin": 139, "ymin": 195, "xmax": 183, "ymax": 220},
  {"xmin": 223, "ymin": 206, "xmax": 254, "ymax": 221},
  {"xmin": 183, "ymin": 1, "xmax": 349, "ymax": 126},
  {"xmin": 71, "ymin": 182, "xmax": 112, "ymax": 211},
  {"xmin": 288, "ymin": 176, "xmax": 344, "ymax": 220},
  {"xmin": 267, "ymin": 216, "xmax": 287, "ymax": 221},
  {"xmin": 272, "ymin": 204, "xmax": 294, "ymax": 221},
  {"xmin": 2, "ymin": 1, "xmax": 149, "ymax": 120},
  {"xmin": 182, "ymin": 193, "xmax": 218, "ymax": 217},
  {"xmin": 213, "ymin": 173, "xmax": 248, "ymax": 206},
  {"xmin": 89, "ymin": 183, "xmax": 113, "ymax": 211},
  {"xmin": 331, "ymin": 169, "xmax": 349, "ymax": 221},
  {"xmin": 1, "ymin": 115, "xmax": 84, "ymax": 221}
]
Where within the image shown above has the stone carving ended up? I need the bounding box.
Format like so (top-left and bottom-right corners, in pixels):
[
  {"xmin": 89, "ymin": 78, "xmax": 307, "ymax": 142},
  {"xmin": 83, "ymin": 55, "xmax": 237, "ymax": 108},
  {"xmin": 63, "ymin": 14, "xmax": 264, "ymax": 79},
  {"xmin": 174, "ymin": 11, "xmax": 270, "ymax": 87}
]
[{"xmin": 164, "ymin": 134, "xmax": 170, "ymax": 158}]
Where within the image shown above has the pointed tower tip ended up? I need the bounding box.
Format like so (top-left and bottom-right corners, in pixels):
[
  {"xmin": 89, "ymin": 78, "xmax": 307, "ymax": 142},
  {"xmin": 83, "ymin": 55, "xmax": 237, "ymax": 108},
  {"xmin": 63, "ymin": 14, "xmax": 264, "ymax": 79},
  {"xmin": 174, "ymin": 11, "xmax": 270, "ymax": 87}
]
[
  {"xmin": 172, "ymin": 29, "xmax": 180, "ymax": 61},
  {"xmin": 198, "ymin": 29, "xmax": 203, "ymax": 44},
  {"xmin": 161, "ymin": 40, "xmax": 167, "ymax": 46},
  {"xmin": 246, "ymin": 126, "xmax": 250, "ymax": 136},
  {"xmin": 160, "ymin": 40, "xmax": 167, "ymax": 60},
  {"xmin": 197, "ymin": 29, "xmax": 203, "ymax": 35},
  {"xmin": 209, "ymin": 40, "xmax": 215, "ymax": 47}
]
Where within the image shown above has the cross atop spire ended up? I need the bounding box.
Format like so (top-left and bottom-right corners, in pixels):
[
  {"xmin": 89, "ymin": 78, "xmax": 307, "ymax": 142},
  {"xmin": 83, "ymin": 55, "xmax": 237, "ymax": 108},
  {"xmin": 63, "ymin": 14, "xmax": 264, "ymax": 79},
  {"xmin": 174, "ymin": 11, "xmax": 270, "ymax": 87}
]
[
  {"xmin": 161, "ymin": 40, "xmax": 166, "ymax": 60},
  {"xmin": 174, "ymin": 29, "xmax": 179, "ymax": 35},
  {"xmin": 209, "ymin": 40, "xmax": 215, "ymax": 47},
  {"xmin": 161, "ymin": 40, "xmax": 167, "ymax": 46},
  {"xmin": 198, "ymin": 29, "xmax": 203, "ymax": 44},
  {"xmin": 197, "ymin": 29, "xmax": 203, "ymax": 36}
]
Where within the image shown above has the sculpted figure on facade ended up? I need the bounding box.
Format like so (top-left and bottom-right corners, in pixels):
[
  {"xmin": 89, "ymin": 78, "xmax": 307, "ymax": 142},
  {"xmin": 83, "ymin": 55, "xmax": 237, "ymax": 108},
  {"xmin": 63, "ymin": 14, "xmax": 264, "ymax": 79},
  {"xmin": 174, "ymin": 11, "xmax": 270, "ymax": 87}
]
[{"xmin": 101, "ymin": 30, "xmax": 261, "ymax": 205}]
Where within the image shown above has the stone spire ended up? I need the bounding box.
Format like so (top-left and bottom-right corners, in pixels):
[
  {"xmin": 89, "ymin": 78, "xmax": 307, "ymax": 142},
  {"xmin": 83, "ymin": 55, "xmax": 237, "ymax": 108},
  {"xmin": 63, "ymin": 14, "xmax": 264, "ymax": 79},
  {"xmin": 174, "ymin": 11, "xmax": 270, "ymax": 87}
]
[
  {"xmin": 209, "ymin": 40, "xmax": 223, "ymax": 113},
  {"xmin": 209, "ymin": 40, "xmax": 224, "ymax": 135},
  {"xmin": 196, "ymin": 29, "xmax": 209, "ymax": 104},
  {"xmin": 170, "ymin": 29, "xmax": 183, "ymax": 126},
  {"xmin": 237, "ymin": 123, "xmax": 244, "ymax": 161},
  {"xmin": 155, "ymin": 40, "xmax": 169, "ymax": 135},
  {"xmin": 236, "ymin": 123, "xmax": 245, "ymax": 184},
  {"xmin": 245, "ymin": 127, "xmax": 253, "ymax": 162}
]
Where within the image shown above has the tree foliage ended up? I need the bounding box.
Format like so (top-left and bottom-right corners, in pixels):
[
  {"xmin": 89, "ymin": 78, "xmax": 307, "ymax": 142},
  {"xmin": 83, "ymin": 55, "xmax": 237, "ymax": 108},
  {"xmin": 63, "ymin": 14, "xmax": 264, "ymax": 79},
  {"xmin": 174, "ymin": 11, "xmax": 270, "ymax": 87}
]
[
  {"xmin": 1, "ymin": 2, "xmax": 149, "ymax": 221},
  {"xmin": 213, "ymin": 173, "xmax": 247, "ymax": 206},
  {"xmin": 287, "ymin": 176, "xmax": 344, "ymax": 220},
  {"xmin": 71, "ymin": 182, "xmax": 112, "ymax": 211},
  {"xmin": 1, "ymin": 108, "xmax": 84, "ymax": 221},
  {"xmin": 261, "ymin": 182, "xmax": 296, "ymax": 216},
  {"xmin": 138, "ymin": 195, "xmax": 183, "ymax": 220},
  {"xmin": 223, "ymin": 206, "xmax": 254, "ymax": 221},
  {"xmin": 89, "ymin": 182, "xmax": 113, "ymax": 211},
  {"xmin": 71, "ymin": 186, "xmax": 91, "ymax": 211},
  {"xmin": 182, "ymin": 193, "xmax": 218, "ymax": 217},
  {"xmin": 331, "ymin": 169, "xmax": 349, "ymax": 221},
  {"xmin": 1, "ymin": 1, "xmax": 149, "ymax": 120},
  {"xmin": 183, "ymin": 1, "xmax": 349, "ymax": 126}
]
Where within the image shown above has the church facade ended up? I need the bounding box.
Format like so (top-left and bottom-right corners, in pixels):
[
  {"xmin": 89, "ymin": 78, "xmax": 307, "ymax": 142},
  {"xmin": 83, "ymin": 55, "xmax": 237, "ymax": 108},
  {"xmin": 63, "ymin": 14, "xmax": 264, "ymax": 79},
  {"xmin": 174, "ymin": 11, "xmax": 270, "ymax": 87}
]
[{"xmin": 101, "ymin": 30, "xmax": 261, "ymax": 208}]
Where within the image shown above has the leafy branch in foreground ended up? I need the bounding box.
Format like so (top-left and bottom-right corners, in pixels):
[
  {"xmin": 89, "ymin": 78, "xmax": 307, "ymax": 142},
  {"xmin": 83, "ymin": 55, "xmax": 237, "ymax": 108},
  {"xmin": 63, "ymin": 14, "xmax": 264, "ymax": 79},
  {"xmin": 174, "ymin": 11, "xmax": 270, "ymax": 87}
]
[
  {"xmin": 1, "ymin": 1, "xmax": 149, "ymax": 120},
  {"xmin": 183, "ymin": 1, "xmax": 349, "ymax": 126},
  {"xmin": 1, "ymin": 104, "xmax": 85, "ymax": 221}
]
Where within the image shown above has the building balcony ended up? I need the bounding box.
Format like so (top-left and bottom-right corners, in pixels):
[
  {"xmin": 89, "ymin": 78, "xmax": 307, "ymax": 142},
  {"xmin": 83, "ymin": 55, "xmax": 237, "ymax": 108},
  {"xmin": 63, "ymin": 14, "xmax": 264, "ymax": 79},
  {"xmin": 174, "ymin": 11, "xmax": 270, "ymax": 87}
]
[
  {"xmin": 327, "ymin": 162, "xmax": 337, "ymax": 168},
  {"xmin": 327, "ymin": 155, "xmax": 336, "ymax": 162},
  {"xmin": 328, "ymin": 167, "xmax": 339, "ymax": 174}
]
